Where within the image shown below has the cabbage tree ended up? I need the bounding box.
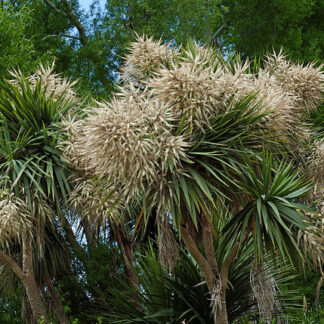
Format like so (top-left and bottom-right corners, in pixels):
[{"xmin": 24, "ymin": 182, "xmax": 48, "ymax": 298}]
[
  {"xmin": 65, "ymin": 37, "xmax": 324, "ymax": 323},
  {"xmin": 0, "ymin": 65, "xmax": 78, "ymax": 323}
]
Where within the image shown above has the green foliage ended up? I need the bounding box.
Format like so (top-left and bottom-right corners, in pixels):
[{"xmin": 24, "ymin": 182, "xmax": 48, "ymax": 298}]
[
  {"xmin": 224, "ymin": 154, "xmax": 311, "ymax": 263},
  {"xmin": 105, "ymin": 0, "xmax": 224, "ymax": 45},
  {"xmin": 241, "ymin": 306, "xmax": 324, "ymax": 324},
  {"xmin": 0, "ymin": 4, "xmax": 51, "ymax": 78},
  {"xmin": 3, "ymin": 0, "xmax": 322, "ymax": 95},
  {"xmin": 0, "ymin": 295, "xmax": 21, "ymax": 324},
  {"xmin": 0, "ymin": 78, "xmax": 73, "ymax": 204},
  {"xmin": 224, "ymin": 0, "xmax": 324, "ymax": 62},
  {"xmin": 98, "ymin": 247, "xmax": 217, "ymax": 323},
  {"xmin": 96, "ymin": 244, "xmax": 301, "ymax": 323},
  {"xmin": 289, "ymin": 270, "xmax": 324, "ymax": 308},
  {"xmin": 302, "ymin": 306, "xmax": 324, "ymax": 324}
]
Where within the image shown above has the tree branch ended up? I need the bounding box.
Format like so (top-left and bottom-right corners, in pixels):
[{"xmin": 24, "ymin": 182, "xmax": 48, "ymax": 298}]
[
  {"xmin": 0, "ymin": 250, "xmax": 25, "ymax": 281},
  {"xmin": 61, "ymin": 0, "xmax": 88, "ymax": 46},
  {"xmin": 209, "ymin": 22, "xmax": 227, "ymax": 44},
  {"xmin": 202, "ymin": 217, "xmax": 220, "ymax": 276},
  {"xmin": 42, "ymin": 34, "xmax": 82, "ymax": 41},
  {"xmin": 61, "ymin": 34, "xmax": 82, "ymax": 40},
  {"xmin": 181, "ymin": 224, "xmax": 215, "ymax": 292},
  {"xmin": 44, "ymin": 0, "xmax": 67, "ymax": 17},
  {"xmin": 220, "ymin": 226, "xmax": 251, "ymax": 290},
  {"xmin": 44, "ymin": 0, "xmax": 87, "ymax": 46},
  {"xmin": 114, "ymin": 226, "xmax": 138, "ymax": 288}
]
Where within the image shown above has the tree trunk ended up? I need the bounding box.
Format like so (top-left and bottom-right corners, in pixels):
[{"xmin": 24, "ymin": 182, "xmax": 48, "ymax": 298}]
[
  {"xmin": 181, "ymin": 223, "xmax": 227, "ymax": 324},
  {"xmin": 215, "ymin": 303, "xmax": 228, "ymax": 324},
  {"xmin": 181, "ymin": 224, "xmax": 216, "ymax": 291},
  {"xmin": 23, "ymin": 275, "xmax": 49, "ymax": 323},
  {"xmin": 22, "ymin": 233, "xmax": 49, "ymax": 323},
  {"xmin": 114, "ymin": 227, "xmax": 138, "ymax": 288},
  {"xmin": 0, "ymin": 234, "xmax": 49, "ymax": 323},
  {"xmin": 22, "ymin": 294, "xmax": 33, "ymax": 324},
  {"xmin": 45, "ymin": 274, "xmax": 70, "ymax": 324},
  {"xmin": 181, "ymin": 218, "xmax": 251, "ymax": 324}
]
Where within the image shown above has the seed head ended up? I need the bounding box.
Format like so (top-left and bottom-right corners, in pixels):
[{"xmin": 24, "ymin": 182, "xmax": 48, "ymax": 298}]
[
  {"xmin": 265, "ymin": 51, "xmax": 324, "ymax": 113},
  {"xmin": 9, "ymin": 61, "xmax": 78, "ymax": 103},
  {"xmin": 121, "ymin": 35, "xmax": 177, "ymax": 82},
  {"xmin": 0, "ymin": 192, "xmax": 32, "ymax": 247},
  {"xmin": 69, "ymin": 179, "xmax": 123, "ymax": 225},
  {"xmin": 66, "ymin": 87, "xmax": 188, "ymax": 199},
  {"xmin": 149, "ymin": 58, "xmax": 237, "ymax": 130}
]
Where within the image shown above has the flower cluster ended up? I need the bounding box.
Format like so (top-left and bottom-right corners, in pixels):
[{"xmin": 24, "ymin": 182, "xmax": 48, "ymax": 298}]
[
  {"xmin": 64, "ymin": 36, "xmax": 324, "ymax": 223},
  {"xmin": 9, "ymin": 62, "xmax": 78, "ymax": 103},
  {"xmin": 308, "ymin": 139, "xmax": 324, "ymax": 203},
  {"xmin": 0, "ymin": 192, "xmax": 32, "ymax": 247},
  {"xmin": 65, "ymin": 86, "xmax": 188, "ymax": 200},
  {"xmin": 265, "ymin": 52, "xmax": 324, "ymax": 113},
  {"xmin": 69, "ymin": 179, "xmax": 123, "ymax": 225},
  {"xmin": 121, "ymin": 35, "xmax": 177, "ymax": 82}
]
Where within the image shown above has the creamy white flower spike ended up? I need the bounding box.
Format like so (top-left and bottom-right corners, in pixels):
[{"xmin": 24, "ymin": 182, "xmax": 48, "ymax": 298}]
[
  {"xmin": 9, "ymin": 61, "xmax": 78, "ymax": 102},
  {"xmin": 64, "ymin": 37, "xmax": 324, "ymax": 217},
  {"xmin": 0, "ymin": 192, "xmax": 32, "ymax": 247},
  {"xmin": 265, "ymin": 51, "xmax": 324, "ymax": 113},
  {"xmin": 121, "ymin": 35, "xmax": 177, "ymax": 82},
  {"xmin": 65, "ymin": 87, "xmax": 189, "ymax": 201}
]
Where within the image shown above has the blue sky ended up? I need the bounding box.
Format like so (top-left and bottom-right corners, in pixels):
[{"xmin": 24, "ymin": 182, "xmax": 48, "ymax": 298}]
[{"xmin": 79, "ymin": 0, "xmax": 105, "ymax": 11}]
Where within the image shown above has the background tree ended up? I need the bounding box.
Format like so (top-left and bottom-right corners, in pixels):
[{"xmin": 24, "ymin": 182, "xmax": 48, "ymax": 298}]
[
  {"xmin": 0, "ymin": 4, "xmax": 51, "ymax": 78},
  {"xmin": 2, "ymin": 0, "xmax": 322, "ymax": 95},
  {"xmin": 223, "ymin": 0, "xmax": 324, "ymax": 62}
]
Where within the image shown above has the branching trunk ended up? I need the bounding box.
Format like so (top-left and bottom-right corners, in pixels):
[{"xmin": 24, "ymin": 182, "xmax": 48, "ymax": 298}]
[
  {"xmin": 217, "ymin": 227, "xmax": 251, "ymax": 324},
  {"xmin": 0, "ymin": 234, "xmax": 49, "ymax": 323},
  {"xmin": 181, "ymin": 224, "xmax": 216, "ymax": 292},
  {"xmin": 181, "ymin": 218, "xmax": 251, "ymax": 324},
  {"xmin": 181, "ymin": 223, "xmax": 225, "ymax": 323}
]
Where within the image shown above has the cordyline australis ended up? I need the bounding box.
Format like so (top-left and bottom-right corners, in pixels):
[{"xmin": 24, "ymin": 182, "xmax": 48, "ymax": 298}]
[
  {"xmin": 63, "ymin": 35, "xmax": 324, "ymax": 323},
  {"xmin": 0, "ymin": 36, "xmax": 322, "ymax": 323},
  {"xmin": 0, "ymin": 63, "xmax": 78, "ymax": 323}
]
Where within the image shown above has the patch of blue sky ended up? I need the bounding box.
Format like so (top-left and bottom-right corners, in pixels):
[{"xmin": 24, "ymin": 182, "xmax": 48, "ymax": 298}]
[{"xmin": 79, "ymin": 0, "xmax": 105, "ymax": 12}]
